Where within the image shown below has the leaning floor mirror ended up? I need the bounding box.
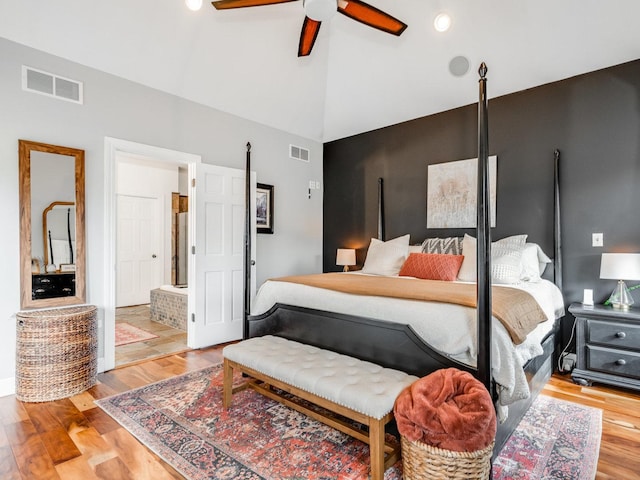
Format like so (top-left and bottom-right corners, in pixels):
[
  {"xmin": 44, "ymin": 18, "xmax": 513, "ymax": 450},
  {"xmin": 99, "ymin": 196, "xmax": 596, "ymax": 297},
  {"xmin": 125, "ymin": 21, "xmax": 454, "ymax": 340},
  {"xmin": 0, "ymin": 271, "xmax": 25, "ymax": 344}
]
[{"xmin": 19, "ymin": 139, "xmax": 86, "ymax": 309}]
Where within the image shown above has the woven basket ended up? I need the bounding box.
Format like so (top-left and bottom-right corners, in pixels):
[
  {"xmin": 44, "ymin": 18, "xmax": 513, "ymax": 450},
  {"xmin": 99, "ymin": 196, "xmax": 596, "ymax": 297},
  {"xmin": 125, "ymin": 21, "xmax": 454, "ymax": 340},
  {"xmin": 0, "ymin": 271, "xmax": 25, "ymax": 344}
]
[
  {"xmin": 401, "ymin": 436, "xmax": 494, "ymax": 480},
  {"xmin": 16, "ymin": 305, "xmax": 97, "ymax": 403}
]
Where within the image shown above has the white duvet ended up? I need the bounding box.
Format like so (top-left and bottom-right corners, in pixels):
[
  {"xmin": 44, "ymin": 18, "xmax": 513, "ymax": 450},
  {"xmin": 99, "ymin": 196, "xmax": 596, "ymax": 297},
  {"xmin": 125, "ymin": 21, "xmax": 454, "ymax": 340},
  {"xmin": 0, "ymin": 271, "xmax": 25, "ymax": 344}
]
[{"xmin": 252, "ymin": 272, "xmax": 565, "ymax": 415}]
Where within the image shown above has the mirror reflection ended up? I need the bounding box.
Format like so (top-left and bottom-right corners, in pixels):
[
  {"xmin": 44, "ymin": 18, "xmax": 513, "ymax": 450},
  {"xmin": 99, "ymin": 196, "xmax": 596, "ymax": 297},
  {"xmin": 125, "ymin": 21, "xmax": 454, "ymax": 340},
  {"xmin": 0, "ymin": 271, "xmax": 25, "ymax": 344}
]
[
  {"xmin": 42, "ymin": 202, "xmax": 76, "ymax": 274},
  {"xmin": 19, "ymin": 140, "xmax": 86, "ymax": 309}
]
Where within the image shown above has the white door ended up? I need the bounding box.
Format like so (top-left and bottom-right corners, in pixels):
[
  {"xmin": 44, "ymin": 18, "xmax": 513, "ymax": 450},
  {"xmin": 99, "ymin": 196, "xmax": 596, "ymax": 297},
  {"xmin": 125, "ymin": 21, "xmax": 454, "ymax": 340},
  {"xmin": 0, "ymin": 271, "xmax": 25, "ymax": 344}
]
[
  {"xmin": 116, "ymin": 194, "xmax": 163, "ymax": 307},
  {"xmin": 188, "ymin": 163, "xmax": 256, "ymax": 348}
]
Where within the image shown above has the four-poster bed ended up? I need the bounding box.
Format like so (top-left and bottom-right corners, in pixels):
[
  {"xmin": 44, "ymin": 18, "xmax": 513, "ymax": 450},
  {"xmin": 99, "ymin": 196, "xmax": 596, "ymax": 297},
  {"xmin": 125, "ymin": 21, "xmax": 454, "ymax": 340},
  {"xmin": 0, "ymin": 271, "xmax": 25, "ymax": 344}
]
[{"xmin": 242, "ymin": 64, "xmax": 564, "ymax": 455}]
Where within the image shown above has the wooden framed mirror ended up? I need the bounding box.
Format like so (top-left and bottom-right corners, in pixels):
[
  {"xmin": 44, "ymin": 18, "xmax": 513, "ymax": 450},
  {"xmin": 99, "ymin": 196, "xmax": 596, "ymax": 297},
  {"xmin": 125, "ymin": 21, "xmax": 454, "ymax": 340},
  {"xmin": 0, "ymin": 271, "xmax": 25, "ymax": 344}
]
[{"xmin": 19, "ymin": 140, "xmax": 86, "ymax": 309}]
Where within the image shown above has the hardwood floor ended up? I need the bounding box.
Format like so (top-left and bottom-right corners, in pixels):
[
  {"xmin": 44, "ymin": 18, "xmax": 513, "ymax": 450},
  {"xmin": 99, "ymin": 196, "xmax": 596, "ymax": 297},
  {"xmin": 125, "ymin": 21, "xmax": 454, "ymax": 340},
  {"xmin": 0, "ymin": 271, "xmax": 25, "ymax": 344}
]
[
  {"xmin": 1, "ymin": 347, "xmax": 638, "ymax": 479},
  {"xmin": 115, "ymin": 305, "xmax": 188, "ymax": 367}
]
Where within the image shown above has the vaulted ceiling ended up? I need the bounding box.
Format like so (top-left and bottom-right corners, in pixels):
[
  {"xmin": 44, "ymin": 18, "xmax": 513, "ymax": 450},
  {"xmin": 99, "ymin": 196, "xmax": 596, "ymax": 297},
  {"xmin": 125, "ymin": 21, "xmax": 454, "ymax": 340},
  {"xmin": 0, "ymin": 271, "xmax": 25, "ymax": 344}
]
[{"xmin": 2, "ymin": 0, "xmax": 640, "ymax": 142}]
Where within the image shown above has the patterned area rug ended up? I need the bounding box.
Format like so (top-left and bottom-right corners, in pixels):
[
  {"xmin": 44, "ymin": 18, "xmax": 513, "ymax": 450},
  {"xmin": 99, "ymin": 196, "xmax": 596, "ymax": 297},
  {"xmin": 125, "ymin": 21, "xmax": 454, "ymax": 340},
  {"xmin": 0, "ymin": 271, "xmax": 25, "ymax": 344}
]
[
  {"xmin": 493, "ymin": 394, "xmax": 601, "ymax": 479},
  {"xmin": 115, "ymin": 322, "xmax": 158, "ymax": 346},
  {"xmin": 96, "ymin": 365, "xmax": 602, "ymax": 480}
]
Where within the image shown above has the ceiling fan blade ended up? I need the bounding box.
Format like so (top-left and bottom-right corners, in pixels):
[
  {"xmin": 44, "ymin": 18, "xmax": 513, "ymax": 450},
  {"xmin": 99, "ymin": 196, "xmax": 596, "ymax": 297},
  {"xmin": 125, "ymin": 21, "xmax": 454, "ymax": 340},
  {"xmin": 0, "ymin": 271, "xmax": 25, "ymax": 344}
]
[
  {"xmin": 298, "ymin": 17, "xmax": 322, "ymax": 57},
  {"xmin": 211, "ymin": 0, "xmax": 297, "ymax": 10},
  {"xmin": 337, "ymin": 0, "xmax": 407, "ymax": 36}
]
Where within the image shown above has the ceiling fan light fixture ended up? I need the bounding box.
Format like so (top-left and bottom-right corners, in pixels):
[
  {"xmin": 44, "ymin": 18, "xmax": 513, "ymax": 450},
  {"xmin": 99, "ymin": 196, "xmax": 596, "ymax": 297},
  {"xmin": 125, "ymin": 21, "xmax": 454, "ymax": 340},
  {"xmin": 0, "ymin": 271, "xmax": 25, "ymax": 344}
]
[
  {"xmin": 185, "ymin": 0, "xmax": 203, "ymax": 11},
  {"xmin": 303, "ymin": 0, "xmax": 337, "ymax": 22},
  {"xmin": 434, "ymin": 12, "xmax": 451, "ymax": 32}
]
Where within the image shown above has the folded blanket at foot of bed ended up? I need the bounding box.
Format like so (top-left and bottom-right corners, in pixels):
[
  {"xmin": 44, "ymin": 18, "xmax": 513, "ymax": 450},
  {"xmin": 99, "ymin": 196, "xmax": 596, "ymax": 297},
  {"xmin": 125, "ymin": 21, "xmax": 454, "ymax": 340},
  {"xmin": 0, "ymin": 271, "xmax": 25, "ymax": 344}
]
[{"xmin": 393, "ymin": 368, "xmax": 496, "ymax": 452}]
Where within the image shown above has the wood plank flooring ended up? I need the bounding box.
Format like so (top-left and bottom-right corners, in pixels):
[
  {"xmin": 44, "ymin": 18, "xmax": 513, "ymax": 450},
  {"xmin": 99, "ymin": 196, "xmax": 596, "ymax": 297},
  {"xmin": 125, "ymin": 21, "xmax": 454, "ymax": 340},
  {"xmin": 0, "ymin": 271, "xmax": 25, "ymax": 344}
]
[
  {"xmin": 1, "ymin": 346, "xmax": 638, "ymax": 479},
  {"xmin": 115, "ymin": 305, "xmax": 188, "ymax": 367}
]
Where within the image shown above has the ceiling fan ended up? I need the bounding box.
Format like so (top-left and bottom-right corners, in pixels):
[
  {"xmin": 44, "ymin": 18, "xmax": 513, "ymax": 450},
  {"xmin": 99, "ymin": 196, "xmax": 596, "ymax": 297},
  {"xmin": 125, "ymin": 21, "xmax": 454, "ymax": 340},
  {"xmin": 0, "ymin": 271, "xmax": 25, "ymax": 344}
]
[{"xmin": 211, "ymin": 0, "xmax": 407, "ymax": 57}]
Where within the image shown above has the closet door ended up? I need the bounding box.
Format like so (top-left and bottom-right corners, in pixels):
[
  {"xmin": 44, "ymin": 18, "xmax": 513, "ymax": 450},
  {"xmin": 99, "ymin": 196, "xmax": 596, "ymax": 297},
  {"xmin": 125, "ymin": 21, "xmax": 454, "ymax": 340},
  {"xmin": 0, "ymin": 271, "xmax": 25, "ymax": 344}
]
[{"xmin": 116, "ymin": 194, "xmax": 162, "ymax": 307}]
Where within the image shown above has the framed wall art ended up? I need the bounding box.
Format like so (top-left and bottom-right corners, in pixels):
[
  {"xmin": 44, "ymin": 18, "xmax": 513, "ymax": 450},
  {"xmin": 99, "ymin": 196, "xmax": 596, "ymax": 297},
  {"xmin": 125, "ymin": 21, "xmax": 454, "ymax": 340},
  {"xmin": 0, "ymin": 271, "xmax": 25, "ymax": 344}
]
[
  {"xmin": 427, "ymin": 156, "xmax": 497, "ymax": 228},
  {"xmin": 256, "ymin": 183, "xmax": 274, "ymax": 234}
]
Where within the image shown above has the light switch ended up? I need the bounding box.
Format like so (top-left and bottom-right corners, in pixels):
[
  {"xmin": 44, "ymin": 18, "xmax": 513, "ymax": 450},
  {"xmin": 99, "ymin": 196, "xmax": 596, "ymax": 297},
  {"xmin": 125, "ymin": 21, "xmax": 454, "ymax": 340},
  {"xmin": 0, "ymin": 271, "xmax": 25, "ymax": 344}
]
[{"xmin": 592, "ymin": 233, "xmax": 603, "ymax": 247}]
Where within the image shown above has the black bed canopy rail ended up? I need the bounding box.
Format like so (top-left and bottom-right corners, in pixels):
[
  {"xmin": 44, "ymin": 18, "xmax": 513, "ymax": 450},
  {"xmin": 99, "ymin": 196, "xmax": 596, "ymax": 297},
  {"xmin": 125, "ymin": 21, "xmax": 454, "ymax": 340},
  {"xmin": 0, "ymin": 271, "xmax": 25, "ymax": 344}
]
[
  {"xmin": 477, "ymin": 62, "xmax": 492, "ymax": 394},
  {"xmin": 377, "ymin": 177, "xmax": 385, "ymax": 241},
  {"xmin": 553, "ymin": 149, "xmax": 562, "ymax": 291},
  {"xmin": 244, "ymin": 141, "xmax": 252, "ymax": 340},
  {"xmin": 67, "ymin": 207, "xmax": 74, "ymax": 264}
]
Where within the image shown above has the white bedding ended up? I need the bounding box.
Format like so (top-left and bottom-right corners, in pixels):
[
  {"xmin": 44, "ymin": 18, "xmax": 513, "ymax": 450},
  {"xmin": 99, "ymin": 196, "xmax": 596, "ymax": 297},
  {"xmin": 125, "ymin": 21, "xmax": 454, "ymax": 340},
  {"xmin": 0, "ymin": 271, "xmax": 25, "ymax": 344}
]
[{"xmin": 252, "ymin": 272, "xmax": 565, "ymax": 414}]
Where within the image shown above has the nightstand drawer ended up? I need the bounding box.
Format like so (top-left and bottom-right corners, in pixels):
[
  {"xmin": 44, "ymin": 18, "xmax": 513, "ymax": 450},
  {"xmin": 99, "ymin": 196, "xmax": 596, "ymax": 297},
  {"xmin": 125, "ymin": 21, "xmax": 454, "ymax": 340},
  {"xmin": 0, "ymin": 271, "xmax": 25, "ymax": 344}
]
[
  {"xmin": 588, "ymin": 319, "xmax": 640, "ymax": 349},
  {"xmin": 586, "ymin": 345, "xmax": 640, "ymax": 380}
]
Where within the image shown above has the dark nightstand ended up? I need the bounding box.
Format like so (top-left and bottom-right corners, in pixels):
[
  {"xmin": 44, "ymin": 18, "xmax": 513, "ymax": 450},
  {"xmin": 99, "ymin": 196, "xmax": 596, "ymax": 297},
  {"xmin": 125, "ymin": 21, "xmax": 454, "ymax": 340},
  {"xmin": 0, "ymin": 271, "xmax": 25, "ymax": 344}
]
[{"xmin": 569, "ymin": 302, "xmax": 640, "ymax": 392}]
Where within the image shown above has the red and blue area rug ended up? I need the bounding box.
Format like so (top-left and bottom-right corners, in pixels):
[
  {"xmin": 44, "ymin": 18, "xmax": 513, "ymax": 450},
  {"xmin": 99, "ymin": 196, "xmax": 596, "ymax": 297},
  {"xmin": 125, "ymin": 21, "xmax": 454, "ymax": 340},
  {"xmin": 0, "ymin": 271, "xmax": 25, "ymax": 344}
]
[{"xmin": 96, "ymin": 365, "xmax": 601, "ymax": 480}]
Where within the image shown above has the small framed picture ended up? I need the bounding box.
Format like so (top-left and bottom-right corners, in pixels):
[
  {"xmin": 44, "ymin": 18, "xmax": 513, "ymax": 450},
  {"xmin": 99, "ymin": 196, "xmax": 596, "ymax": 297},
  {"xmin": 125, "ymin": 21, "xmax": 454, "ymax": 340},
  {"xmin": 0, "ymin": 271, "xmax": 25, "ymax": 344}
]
[
  {"xmin": 59, "ymin": 264, "xmax": 76, "ymax": 272},
  {"xmin": 256, "ymin": 183, "xmax": 274, "ymax": 234}
]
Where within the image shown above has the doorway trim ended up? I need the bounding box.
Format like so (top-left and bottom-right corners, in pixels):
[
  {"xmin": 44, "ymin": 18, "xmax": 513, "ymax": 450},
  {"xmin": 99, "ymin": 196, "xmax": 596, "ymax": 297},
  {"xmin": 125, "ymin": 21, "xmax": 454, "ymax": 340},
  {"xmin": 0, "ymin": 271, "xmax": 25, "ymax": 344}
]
[{"xmin": 103, "ymin": 137, "xmax": 201, "ymax": 372}]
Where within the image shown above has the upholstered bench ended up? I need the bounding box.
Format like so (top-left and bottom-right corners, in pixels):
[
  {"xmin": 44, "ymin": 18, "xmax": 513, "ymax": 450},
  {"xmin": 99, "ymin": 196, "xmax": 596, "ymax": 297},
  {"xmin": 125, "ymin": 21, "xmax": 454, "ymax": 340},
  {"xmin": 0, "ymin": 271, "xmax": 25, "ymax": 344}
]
[{"xmin": 222, "ymin": 335, "xmax": 418, "ymax": 480}]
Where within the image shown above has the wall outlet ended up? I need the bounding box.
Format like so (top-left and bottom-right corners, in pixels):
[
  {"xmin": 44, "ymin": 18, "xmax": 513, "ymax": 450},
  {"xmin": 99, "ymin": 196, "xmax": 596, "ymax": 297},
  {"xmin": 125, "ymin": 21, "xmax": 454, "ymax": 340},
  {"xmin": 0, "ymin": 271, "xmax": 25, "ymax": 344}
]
[
  {"xmin": 592, "ymin": 233, "xmax": 603, "ymax": 247},
  {"xmin": 561, "ymin": 353, "xmax": 577, "ymax": 373}
]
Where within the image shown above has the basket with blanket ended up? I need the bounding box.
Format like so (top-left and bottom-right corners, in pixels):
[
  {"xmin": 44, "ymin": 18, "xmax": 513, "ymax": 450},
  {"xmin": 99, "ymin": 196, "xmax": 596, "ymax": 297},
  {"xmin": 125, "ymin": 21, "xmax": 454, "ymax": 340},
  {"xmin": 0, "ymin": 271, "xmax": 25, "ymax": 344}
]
[{"xmin": 394, "ymin": 368, "xmax": 496, "ymax": 480}]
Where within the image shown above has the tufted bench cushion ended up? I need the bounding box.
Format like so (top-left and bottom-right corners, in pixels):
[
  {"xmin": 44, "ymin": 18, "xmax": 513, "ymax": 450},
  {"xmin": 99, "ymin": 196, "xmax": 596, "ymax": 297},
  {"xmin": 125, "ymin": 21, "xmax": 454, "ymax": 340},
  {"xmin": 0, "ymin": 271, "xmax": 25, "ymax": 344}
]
[{"xmin": 223, "ymin": 335, "xmax": 418, "ymax": 420}]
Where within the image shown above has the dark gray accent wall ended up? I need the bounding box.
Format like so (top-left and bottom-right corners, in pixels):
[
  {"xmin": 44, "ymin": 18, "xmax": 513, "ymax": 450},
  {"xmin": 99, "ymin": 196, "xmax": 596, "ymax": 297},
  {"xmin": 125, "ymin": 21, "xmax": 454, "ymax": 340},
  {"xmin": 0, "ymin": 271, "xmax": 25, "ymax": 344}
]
[{"xmin": 323, "ymin": 59, "xmax": 640, "ymax": 342}]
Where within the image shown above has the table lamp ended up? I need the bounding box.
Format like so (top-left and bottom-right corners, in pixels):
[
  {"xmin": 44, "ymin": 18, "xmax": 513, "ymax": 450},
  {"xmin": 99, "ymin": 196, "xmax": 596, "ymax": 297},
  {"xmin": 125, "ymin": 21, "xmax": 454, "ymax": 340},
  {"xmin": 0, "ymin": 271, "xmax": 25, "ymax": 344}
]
[
  {"xmin": 336, "ymin": 248, "xmax": 356, "ymax": 272},
  {"xmin": 600, "ymin": 253, "xmax": 640, "ymax": 310}
]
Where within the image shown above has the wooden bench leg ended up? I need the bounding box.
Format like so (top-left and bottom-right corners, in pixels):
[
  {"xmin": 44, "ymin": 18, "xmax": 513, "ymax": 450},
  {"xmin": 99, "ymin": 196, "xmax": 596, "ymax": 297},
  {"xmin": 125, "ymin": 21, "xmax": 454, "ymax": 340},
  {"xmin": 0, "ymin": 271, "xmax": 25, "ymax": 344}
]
[
  {"xmin": 369, "ymin": 418, "xmax": 385, "ymax": 480},
  {"xmin": 223, "ymin": 358, "xmax": 233, "ymax": 409}
]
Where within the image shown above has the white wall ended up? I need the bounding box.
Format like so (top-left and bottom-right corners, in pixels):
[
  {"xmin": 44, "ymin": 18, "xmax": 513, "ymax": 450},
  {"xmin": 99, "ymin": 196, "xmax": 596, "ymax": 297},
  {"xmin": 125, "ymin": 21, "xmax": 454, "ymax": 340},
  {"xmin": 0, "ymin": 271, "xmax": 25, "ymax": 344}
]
[{"xmin": 0, "ymin": 37, "xmax": 324, "ymax": 395}]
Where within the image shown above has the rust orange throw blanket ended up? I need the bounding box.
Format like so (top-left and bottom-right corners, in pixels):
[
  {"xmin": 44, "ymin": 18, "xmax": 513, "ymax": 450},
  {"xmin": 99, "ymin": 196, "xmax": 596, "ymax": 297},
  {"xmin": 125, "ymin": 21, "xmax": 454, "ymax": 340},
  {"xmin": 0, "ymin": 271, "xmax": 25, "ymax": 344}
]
[
  {"xmin": 394, "ymin": 368, "xmax": 497, "ymax": 452},
  {"xmin": 271, "ymin": 273, "xmax": 547, "ymax": 344}
]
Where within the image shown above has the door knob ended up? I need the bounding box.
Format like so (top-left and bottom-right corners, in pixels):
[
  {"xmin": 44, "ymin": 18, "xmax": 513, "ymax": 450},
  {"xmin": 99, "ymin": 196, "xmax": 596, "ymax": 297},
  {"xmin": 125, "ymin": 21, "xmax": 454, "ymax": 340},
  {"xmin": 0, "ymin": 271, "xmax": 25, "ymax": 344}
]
[{"xmin": 152, "ymin": 254, "xmax": 157, "ymax": 258}]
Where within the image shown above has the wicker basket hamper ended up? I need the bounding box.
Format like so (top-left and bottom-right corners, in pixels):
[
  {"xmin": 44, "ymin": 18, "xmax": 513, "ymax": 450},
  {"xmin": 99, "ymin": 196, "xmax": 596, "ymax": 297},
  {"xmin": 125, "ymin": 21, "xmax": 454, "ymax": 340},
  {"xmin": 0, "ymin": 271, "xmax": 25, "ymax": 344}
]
[
  {"xmin": 401, "ymin": 436, "xmax": 494, "ymax": 480},
  {"xmin": 16, "ymin": 305, "xmax": 97, "ymax": 402}
]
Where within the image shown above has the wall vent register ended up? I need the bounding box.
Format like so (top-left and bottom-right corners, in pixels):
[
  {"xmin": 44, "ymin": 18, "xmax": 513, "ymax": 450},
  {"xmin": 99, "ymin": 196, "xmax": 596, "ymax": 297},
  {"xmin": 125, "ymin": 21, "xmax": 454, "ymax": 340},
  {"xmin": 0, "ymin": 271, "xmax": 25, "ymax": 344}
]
[
  {"xmin": 290, "ymin": 144, "xmax": 310, "ymax": 162},
  {"xmin": 22, "ymin": 66, "xmax": 83, "ymax": 104}
]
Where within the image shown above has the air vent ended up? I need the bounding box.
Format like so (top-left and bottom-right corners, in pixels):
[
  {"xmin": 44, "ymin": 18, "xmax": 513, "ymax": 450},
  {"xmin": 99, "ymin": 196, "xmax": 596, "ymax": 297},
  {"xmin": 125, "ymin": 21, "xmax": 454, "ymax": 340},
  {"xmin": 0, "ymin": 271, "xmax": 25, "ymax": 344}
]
[
  {"xmin": 289, "ymin": 144, "xmax": 310, "ymax": 162},
  {"xmin": 22, "ymin": 66, "xmax": 83, "ymax": 104}
]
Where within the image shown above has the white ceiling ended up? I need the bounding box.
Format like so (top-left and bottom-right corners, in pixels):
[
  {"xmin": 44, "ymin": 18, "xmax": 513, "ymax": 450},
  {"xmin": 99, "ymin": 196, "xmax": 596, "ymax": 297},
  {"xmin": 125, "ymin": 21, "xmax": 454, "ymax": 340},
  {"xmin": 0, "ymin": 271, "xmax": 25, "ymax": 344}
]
[{"xmin": 2, "ymin": 0, "xmax": 640, "ymax": 143}]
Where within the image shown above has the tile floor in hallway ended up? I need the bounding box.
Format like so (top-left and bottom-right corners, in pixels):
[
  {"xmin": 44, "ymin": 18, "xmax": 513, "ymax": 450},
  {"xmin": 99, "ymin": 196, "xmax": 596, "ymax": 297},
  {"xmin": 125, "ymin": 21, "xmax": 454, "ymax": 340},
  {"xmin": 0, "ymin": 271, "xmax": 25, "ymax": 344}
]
[{"xmin": 115, "ymin": 304, "xmax": 189, "ymax": 367}]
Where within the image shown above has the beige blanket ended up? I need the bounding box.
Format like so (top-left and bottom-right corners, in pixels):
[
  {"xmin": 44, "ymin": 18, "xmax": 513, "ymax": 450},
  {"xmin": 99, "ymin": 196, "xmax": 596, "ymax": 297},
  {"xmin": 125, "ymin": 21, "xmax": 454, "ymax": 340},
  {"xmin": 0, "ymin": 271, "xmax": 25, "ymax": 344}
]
[{"xmin": 271, "ymin": 273, "xmax": 548, "ymax": 345}]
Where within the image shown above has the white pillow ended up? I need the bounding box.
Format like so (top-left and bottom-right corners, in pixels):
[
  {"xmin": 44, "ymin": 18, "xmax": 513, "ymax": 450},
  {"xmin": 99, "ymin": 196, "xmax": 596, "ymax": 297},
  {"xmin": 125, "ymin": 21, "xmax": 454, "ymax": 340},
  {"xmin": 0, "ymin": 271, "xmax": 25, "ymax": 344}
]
[
  {"xmin": 361, "ymin": 234, "xmax": 410, "ymax": 276},
  {"xmin": 458, "ymin": 233, "xmax": 528, "ymax": 284},
  {"xmin": 520, "ymin": 243, "xmax": 552, "ymax": 281},
  {"xmin": 408, "ymin": 245, "xmax": 423, "ymax": 254},
  {"xmin": 457, "ymin": 234, "xmax": 478, "ymax": 282}
]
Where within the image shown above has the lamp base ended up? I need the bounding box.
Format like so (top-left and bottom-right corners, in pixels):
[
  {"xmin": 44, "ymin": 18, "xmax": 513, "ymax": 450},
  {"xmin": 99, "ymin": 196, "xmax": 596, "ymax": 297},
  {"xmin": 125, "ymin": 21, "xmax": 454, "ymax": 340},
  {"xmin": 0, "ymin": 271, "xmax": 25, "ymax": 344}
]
[
  {"xmin": 608, "ymin": 280, "xmax": 634, "ymax": 310},
  {"xmin": 343, "ymin": 265, "xmax": 349, "ymax": 272}
]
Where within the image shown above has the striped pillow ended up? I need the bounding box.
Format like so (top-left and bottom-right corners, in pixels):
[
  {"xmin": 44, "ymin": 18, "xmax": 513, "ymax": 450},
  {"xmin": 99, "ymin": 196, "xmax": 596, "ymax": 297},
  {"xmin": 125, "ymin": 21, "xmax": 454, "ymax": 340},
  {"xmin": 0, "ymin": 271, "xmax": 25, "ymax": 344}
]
[{"xmin": 421, "ymin": 237, "xmax": 464, "ymax": 255}]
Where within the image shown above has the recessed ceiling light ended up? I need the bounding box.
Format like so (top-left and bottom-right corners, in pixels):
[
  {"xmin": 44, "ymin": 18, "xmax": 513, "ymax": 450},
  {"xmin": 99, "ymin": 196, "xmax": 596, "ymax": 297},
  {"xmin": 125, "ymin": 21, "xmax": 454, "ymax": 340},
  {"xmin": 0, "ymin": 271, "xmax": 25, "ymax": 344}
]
[
  {"xmin": 434, "ymin": 13, "xmax": 452, "ymax": 32},
  {"xmin": 185, "ymin": 0, "xmax": 203, "ymax": 11}
]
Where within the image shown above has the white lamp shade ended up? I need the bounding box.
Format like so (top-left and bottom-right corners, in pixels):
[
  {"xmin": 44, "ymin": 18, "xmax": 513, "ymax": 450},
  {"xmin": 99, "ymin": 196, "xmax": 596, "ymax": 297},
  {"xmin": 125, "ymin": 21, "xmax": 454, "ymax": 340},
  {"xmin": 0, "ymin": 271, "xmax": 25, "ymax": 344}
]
[
  {"xmin": 600, "ymin": 253, "xmax": 640, "ymax": 280},
  {"xmin": 336, "ymin": 248, "xmax": 356, "ymax": 266}
]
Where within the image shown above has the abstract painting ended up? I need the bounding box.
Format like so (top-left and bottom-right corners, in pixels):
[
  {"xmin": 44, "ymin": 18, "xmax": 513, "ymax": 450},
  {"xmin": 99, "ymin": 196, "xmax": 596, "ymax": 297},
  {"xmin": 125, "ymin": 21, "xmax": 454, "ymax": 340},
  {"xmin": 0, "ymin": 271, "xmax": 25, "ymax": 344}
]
[{"xmin": 427, "ymin": 156, "xmax": 497, "ymax": 228}]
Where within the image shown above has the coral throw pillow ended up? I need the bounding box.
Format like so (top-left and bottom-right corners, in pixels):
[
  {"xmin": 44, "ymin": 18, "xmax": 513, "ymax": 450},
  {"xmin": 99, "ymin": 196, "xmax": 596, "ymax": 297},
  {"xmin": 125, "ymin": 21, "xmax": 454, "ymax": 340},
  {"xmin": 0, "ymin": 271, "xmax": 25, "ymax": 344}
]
[{"xmin": 399, "ymin": 253, "xmax": 464, "ymax": 281}]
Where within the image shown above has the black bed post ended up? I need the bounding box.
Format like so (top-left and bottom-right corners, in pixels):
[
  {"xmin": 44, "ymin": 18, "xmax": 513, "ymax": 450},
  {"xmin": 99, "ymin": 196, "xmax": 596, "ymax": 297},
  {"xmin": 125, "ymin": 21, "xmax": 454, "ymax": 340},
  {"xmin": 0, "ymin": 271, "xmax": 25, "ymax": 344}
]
[
  {"xmin": 377, "ymin": 177, "xmax": 385, "ymax": 241},
  {"xmin": 243, "ymin": 141, "xmax": 252, "ymax": 340},
  {"xmin": 553, "ymin": 149, "xmax": 563, "ymax": 290},
  {"xmin": 477, "ymin": 63, "xmax": 492, "ymax": 392}
]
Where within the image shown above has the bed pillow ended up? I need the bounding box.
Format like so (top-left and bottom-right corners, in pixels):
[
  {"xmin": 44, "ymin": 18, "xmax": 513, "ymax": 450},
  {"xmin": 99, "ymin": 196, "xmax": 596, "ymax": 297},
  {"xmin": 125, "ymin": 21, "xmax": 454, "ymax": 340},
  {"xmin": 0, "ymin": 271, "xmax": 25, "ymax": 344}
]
[
  {"xmin": 361, "ymin": 234, "xmax": 410, "ymax": 276},
  {"xmin": 458, "ymin": 234, "xmax": 528, "ymax": 284},
  {"xmin": 408, "ymin": 245, "xmax": 423, "ymax": 254},
  {"xmin": 520, "ymin": 243, "xmax": 553, "ymax": 281},
  {"xmin": 399, "ymin": 253, "xmax": 464, "ymax": 281},
  {"xmin": 421, "ymin": 237, "xmax": 463, "ymax": 255}
]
